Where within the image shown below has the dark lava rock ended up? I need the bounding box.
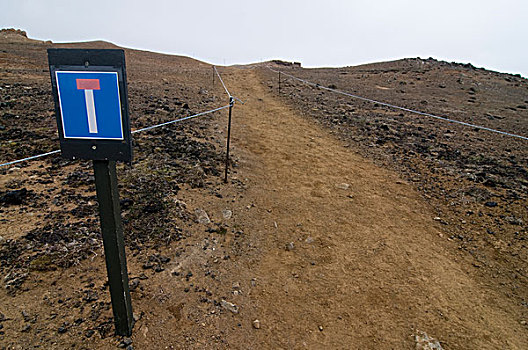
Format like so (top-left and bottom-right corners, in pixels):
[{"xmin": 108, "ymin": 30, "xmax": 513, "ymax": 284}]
[
  {"xmin": 82, "ymin": 290, "xmax": 98, "ymax": 303},
  {"xmin": 129, "ymin": 279, "xmax": 140, "ymax": 291},
  {"xmin": 485, "ymin": 201, "xmax": 498, "ymax": 207},
  {"xmin": 142, "ymin": 261, "xmax": 154, "ymax": 270},
  {"xmin": 0, "ymin": 188, "xmax": 29, "ymax": 205},
  {"xmin": 120, "ymin": 198, "xmax": 134, "ymax": 209},
  {"xmin": 119, "ymin": 337, "xmax": 133, "ymax": 347}
]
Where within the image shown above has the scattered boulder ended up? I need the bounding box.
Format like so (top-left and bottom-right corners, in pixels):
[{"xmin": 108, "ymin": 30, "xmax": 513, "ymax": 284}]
[
  {"xmin": 252, "ymin": 319, "xmax": 261, "ymax": 329},
  {"xmin": 505, "ymin": 216, "xmax": 523, "ymax": 225},
  {"xmin": 195, "ymin": 209, "xmax": 211, "ymax": 225},
  {"xmin": 220, "ymin": 300, "xmax": 239, "ymax": 314},
  {"xmin": 335, "ymin": 183, "xmax": 350, "ymax": 190},
  {"xmin": 222, "ymin": 209, "xmax": 233, "ymax": 220},
  {"xmin": 0, "ymin": 188, "xmax": 29, "ymax": 205},
  {"xmin": 415, "ymin": 330, "xmax": 443, "ymax": 350}
]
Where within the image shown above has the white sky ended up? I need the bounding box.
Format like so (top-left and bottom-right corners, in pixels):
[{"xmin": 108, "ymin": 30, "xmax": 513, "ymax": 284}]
[{"xmin": 2, "ymin": 0, "xmax": 527, "ymax": 77}]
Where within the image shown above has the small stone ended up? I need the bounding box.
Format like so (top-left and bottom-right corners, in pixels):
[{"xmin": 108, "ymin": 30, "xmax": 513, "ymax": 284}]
[
  {"xmin": 415, "ymin": 330, "xmax": 443, "ymax": 350},
  {"xmin": 195, "ymin": 209, "xmax": 211, "ymax": 225},
  {"xmin": 335, "ymin": 183, "xmax": 350, "ymax": 190},
  {"xmin": 129, "ymin": 280, "xmax": 140, "ymax": 291},
  {"xmin": 21, "ymin": 324, "xmax": 31, "ymax": 332},
  {"xmin": 142, "ymin": 262, "xmax": 154, "ymax": 270},
  {"xmin": 286, "ymin": 242, "xmax": 295, "ymax": 251},
  {"xmin": 520, "ymin": 320, "xmax": 527, "ymax": 326},
  {"xmin": 126, "ymin": 345, "xmax": 134, "ymax": 350},
  {"xmin": 484, "ymin": 201, "xmax": 497, "ymax": 207},
  {"xmin": 232, "ymin": 282, "xmax": 240, "ymax": 290},
  {"xmin": 505, "ymin": 216, "xmax": 523, "ymax": 225},
  {"xmin": 21, "ymin": 310, "xmax": 30, "ymax": 322},
  {"xmin": 305, "ymin": 237, "xmax": 314, "ymax": 244},
  {"xmin": 318, "ymin": 325, "xmax": 323, "ymax": 331},
  {"xmin": 433, "ymin": 217, "xmax": 442, "ymax": 221},
  {"xmin": 58, "ymin": 326, "xmax": 67, "ymax": 334},
  {"xmin": 222, "ymin": 209, "xmax": 233, "ymax": 220},
  {"xmin": 252, "ymin": 319, "xmax": 261, "ymax": 329},
  {"xmin": 220, "ymin": 299, "xmax": 239, "ymax": 314}
]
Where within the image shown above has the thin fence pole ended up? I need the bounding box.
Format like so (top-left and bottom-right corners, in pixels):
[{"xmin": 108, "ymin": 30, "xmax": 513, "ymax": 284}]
[
  {"xmin": 278, "ymin": 71, "xmax": 281, "ymax": 94},
  {"xmin": 224, "ymin": 96, "xmax": 234, "ymax": 183}
]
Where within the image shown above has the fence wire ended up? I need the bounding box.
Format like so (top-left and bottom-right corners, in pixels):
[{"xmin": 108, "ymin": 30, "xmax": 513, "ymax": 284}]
[
  {"xmin": 214, "ymin": 66, "xmax": 231, "ymax": 98},
  {"xmin": 269, "ymin": 67, "xmax": 528, "ymax": 142},
  {"xmin": 0, "ymin": 105, "xmax": 230, "ymax": 168}
]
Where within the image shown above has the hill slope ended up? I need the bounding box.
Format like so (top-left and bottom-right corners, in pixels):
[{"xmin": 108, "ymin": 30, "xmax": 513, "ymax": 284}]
[{"xmin": 0, "ymin": 31, "xmax": 526, "ymax": 348}]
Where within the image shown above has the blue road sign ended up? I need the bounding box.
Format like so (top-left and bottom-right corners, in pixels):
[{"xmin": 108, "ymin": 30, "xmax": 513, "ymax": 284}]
[{"xmin": 56, "ymin": 71, "xmax": 124, "ymax": 140}]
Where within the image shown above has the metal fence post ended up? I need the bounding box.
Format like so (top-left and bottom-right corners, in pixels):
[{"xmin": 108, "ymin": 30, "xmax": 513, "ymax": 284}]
[
  {"xmin": 224, "ymin": 96, "xmax": 234, "ymax": 183},
  {"xmin": 278, "ymin": 71, "xmax": 281, "ymax": 94}
]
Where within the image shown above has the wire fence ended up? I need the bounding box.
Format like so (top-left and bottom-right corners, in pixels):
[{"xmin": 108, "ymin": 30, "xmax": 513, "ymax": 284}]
[
  {"xmin": 0, "ymin": 104, "xmax": 231, "ymax": 168},
  {"xmin": 0, "ymin": 150, "xmax": 62, "ymax": 169},
  {"xmin": 213, "ymin": 66, "xmax": 245, "ymax": 105},
  {"xmin": 268, "ymin": 67, "xmax": 528, "ymax": 142},
  {"xmin": 214, "ymin": 66, "xmax": 231, "ymax": 98},
  {"xmin": 131, "ymin": 104, "xmax": 230, "ymax": 134},
  {"xmin": 1, "ymin": 66, "xmax": 242, "ymax": 169}
]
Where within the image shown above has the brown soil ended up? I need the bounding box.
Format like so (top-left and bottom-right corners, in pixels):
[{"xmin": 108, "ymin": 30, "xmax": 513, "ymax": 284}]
[{"xmin": 0, "ymin": 31, "xmax": 527, "ymax": 349}]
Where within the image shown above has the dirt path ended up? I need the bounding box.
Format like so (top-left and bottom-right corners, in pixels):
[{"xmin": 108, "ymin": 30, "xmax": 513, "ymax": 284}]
[
  {"xmin": 218, "ymin": 68, "xmax": 526, "ymax": 349},
  {"xmin": 1, "ymin": 64, "xmax": 525, "ymax": 350}
]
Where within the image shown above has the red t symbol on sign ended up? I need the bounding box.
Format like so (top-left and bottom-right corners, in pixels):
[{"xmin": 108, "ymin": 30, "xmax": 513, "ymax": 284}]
[{"xmin": 76, "ymin": 79, "xmax": 101, "ymax": 133}]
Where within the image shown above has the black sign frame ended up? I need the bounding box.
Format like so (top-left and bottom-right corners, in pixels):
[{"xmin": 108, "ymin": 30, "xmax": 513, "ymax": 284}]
[{"xmin": 48, "ymin": 49, "xmax": 133, "ymax": 162}]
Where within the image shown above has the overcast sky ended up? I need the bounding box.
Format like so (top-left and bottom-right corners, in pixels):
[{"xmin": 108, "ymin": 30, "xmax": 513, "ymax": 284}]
[{"xmin": 2, "ymin": 0, "xmax": 527, "ymax": 77}]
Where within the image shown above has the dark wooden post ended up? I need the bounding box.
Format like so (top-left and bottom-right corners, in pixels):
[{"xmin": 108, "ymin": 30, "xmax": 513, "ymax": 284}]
[{"xmin": 93, "ymin": 160, "xmax": 133, "ymax": 336}]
